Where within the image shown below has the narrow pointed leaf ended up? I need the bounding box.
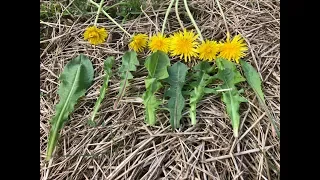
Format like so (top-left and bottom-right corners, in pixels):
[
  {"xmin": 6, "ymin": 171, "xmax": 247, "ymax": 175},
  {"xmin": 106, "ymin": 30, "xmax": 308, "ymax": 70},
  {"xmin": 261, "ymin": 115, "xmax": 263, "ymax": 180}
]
[
  {"xmin": 46, "ymin": 54, "xmax": 94, "ymax": 160},
  {"xmin": 165, "ymin": 62, "xmax": 189, "ymax": 129},
  {"xmin": 240, "ymin": 60, "xmax": 280, "ymax": 137},
  {"xmin": 189, "ymin": 61, "xmax": 217, "ymax": 125},
  {"xmin": 114, "ymin": 51, "xmax": 139, "ymax": 109},
  {"xmin": 88, "ymin": 56, "xmax": 114, "ymax": 126}
]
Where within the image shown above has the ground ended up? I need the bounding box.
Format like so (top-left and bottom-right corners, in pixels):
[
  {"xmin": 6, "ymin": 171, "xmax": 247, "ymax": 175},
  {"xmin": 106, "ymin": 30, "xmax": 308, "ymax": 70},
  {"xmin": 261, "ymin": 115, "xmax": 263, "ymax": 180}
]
[{"xmin": 40, "ymin": 0, "xmax": 280, "ymax": 179}]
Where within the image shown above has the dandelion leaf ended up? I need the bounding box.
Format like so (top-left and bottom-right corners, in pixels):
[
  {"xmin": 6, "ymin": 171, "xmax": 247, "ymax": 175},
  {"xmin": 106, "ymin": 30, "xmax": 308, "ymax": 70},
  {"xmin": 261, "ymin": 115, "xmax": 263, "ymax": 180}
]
[
  {"xmin": 240, "ymin": 60, "xmax": 280, "ymax": 137},
  {"xmin": 88, "ymin": 56, "xmax": 114, "ymax": 126},
  {"xmin": 165, "ymin": 62, "xmax": 189, "ymax": 129},
  {"xmin": 142, "ymin": 51, "xmax": 170, "ymax": 125},
  {"xmin": 216, "ymin": 58, "xmax": 247, "ymax": 137},
  {"xmin": 46, "ymin": 54, "xmax": 94, "ymax": 160},
  {"xmin": 114, "ymin": 51, "xmax": 139, "ymax": 109},
  {"xmin": 189, "ymin": 61, "xmax": 217, "ymax": 125}
]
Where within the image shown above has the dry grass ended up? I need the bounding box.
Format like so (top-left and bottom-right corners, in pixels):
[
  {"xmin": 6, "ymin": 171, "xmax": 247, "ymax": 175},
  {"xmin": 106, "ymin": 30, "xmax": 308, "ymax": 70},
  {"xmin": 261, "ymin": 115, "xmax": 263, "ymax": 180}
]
[{"xmin": 40, "ymin": 0, "xmax": 280, "ymax": 179}]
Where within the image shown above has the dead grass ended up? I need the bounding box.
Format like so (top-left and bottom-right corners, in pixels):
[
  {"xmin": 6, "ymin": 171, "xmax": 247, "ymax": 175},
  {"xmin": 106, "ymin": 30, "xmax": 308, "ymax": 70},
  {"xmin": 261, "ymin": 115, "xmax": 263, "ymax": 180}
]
[{"xmin": 40, "ymin": 0, "xmax": 280, "ymax": 179}]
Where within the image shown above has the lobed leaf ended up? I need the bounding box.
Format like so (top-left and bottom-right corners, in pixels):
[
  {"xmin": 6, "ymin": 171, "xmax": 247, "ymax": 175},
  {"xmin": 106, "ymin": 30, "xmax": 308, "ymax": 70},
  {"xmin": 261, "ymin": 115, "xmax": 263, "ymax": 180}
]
[
  {"xmin": 165, "ymin": 62, "xmax": 189, "ymax": 129},
  {"xmin": 142, "ymin": 51, "xmax": 170, "ymax": 125},
  {"xmin": 189, "ymin": 61, "xmax": 217, "ymax": 125},
  {"xmin": 215, "ymin": 58, "xmax": 247, "ymax": 137}
]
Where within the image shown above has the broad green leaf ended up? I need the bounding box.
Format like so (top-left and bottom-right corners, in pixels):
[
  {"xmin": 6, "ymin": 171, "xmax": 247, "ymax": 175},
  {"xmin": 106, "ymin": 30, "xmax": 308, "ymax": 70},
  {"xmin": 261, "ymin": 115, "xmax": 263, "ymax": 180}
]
[
  {"xmin": 240, "ymin": 60, "xmax": 280, "ymax": 137},
  {"xmin": 142, "ymin": 51, "xmax": 170, "ymax": 125},
  {"xmin": 88, "ymin": 56, "xmax": 114, "ymax": 126},
  {"xmin": 165, "ymin": 62, "xmax": 189, "ymax": 129},
  {"xmin": 46, "ymin": 54, "xmax": 94, "ymax": 160},
  {"xmin": 114, "ymin": 51, "xmax": 139, "ymax": 109},
  {"xmin": 215, "ymin": 58, "xmax": 247, "ymax": 137},
  {"xmin": 145, "ymin": 51, "xmax": 170, "ymax": 79},
  {"xmin": 189, "ymin": 61, "xmax": 217, "ymax": 125}
]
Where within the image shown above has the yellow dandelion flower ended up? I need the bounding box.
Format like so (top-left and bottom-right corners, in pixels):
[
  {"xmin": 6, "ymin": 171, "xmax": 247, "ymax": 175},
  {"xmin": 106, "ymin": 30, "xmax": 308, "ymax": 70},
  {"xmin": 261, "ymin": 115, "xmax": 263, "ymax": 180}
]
[
  {"xmin": 169, "ymin": 29, "xmax": 199, "ymax": 62},
  {"xmin": 198, "ymin": 40, "xmax": 220, "ymax": 61},
  {"xmin": 218, "ymin": 32, "xmax": 248, "ymax": 63},
  {"xmin": 83, "ymin": 26, "xmax": 108, "ymax": 45},
  {"xmin": 129, "ymin": 33, "xmax": 148, "ymax": 53},
  {"xmin": 148, "ymin": 33, "xmax": 170, "ymax": 53}
]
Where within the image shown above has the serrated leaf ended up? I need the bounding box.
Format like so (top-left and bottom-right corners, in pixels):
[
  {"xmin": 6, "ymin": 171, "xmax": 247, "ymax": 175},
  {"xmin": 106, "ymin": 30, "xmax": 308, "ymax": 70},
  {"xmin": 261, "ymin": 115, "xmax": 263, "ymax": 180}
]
[
  {"xmin": 221, "ymin": 89, "xmax": 247, "ymax": 136},
  {"xmin": 114, "ymin": 51, "xmax": 139, "ymax": 109},
  {"xmin": 88, "ymin": 56, "xmax": 114, "ymax": 126},
  {"xmin": 240, "ymin": 60, "xmax": 279, "ymax": 138},
  {"xmin": 165, "ymin": 62, "xmax": 189, "ymax": 129},
  {"xmin": 216, "ymin": 58, "xmax": 247, "ymax": 137},
  {"xmin": 142, "ymin": 51, "xmax": 170, "ymax": 125},
  {"xmin": 189, "ymin": 61, "xmax": 217, "ymax": 125},
  {"xmin": 46, "ymin": 54, "xmax": 94, "ymax": 160}
]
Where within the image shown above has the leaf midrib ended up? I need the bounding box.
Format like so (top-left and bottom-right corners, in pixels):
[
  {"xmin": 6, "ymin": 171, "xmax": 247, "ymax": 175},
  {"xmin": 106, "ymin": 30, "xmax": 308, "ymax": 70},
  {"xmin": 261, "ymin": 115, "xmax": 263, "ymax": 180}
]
[
  {"xmin": 174, "ymin": 65, "xmax": 181, "ymax": 129},
  {"xmin": 221, "ymin": 70, "xmax": 237, "ymax": 125},
  {"xmin": 49, "ymin": 63, "xmax": 82, "ymax": 151}
]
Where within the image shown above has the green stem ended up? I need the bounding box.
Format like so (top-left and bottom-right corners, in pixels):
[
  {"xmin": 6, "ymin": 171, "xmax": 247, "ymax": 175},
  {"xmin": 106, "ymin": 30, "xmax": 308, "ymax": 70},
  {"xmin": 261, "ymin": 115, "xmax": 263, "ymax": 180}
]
[
  {"xmin": 215, "ymin": 0, "xmax": 229, "ymax": 34},
  {"xmin": 175, "ymin": 0, "xmax": 184, "ymax": 29},
  {"xmin": 89, "ymin": 0, "xmax": 132, "ymax": 37},
  {"xmin": 190, "ymin": 103, "xmax": 196, "ymax": 125},
  {"xmin": 90, "ymin": 80, "xmax": 108, "ymax": 123},
  {"xmin": 183, "ymin": 0, "xmax": 204, "ymax": 41},
  {"xmin": 161, "ymin": 0, "xmax": 176, "ymax": 34},
  {"xmin": 94, "ymin": 0, "xmax": 105, "ymax": 26}
]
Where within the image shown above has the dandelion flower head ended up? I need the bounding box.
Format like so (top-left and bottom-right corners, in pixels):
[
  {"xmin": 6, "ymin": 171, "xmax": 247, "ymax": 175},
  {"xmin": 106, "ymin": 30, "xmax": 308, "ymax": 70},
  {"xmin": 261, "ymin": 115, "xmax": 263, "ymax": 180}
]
[
  {"xmin": 83, "ymin": 26, "xmax": 108, "ymax": 45},
  {"xmin": 129, "ymin": 33, "xmax": 148, "ymax": 53},
  {"xmin": 198, "ymin": 40, "xmax": 220, "ymax": 61},
  {"xmin": 218, "ymin": 32, "xmax": 248, "ymax": 63},
  {"xmin": 148, "ymin": 33, "xmax": 170, "ymax": 53},
  {"xmin": 169, "ymin": 29, "xmax": 199, "ymax": 62}
]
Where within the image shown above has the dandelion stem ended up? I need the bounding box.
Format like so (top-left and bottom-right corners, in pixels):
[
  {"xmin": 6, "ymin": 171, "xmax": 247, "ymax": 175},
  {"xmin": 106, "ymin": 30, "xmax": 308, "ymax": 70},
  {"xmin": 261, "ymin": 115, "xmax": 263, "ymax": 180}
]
[
  {"xmin": 215, "ymin": 0, "xmax": 229, "ymax": 34},
  {"xmin": 93, "ymin": 0, "xmax": 105, "ymax": 26},
  {"xmin": 183, "ymin": 0, "xmax": 204, "ymax": 41},
  {"xmin": 162, "ymin": 0, "xmax": 176, "ymax": 34},
  {"xmin": 175, "ymin": 0, "xmax": 184, "ymax": 30},
  {"xmin": 89, "ymin": 0, "xmax": 132, "ymax": 37}
]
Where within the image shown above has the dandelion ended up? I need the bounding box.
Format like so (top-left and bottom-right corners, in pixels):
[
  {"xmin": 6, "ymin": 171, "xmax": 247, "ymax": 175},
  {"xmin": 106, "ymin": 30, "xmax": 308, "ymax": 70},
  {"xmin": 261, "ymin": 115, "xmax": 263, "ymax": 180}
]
[
  {"xmin": 169, "ymin": 29, "xmax": 199, "ymax": 62},
  {"xmin": 198, "ymin": 40, "xmax": 220, "ymax": 61},
  {"xmin": 148, "ymin": 33, "xmax": 170, "ymax": 53},
  {"xmin": 83, "ymin": 26, "xmax": 108, "ymax": 45},
  {"xmin": 129, "ymin": 33, "xmax": 148, "ymax": 53},
  {"xmin": 219, "ymin": 32, "xmax": 248, "ymax": 63}
]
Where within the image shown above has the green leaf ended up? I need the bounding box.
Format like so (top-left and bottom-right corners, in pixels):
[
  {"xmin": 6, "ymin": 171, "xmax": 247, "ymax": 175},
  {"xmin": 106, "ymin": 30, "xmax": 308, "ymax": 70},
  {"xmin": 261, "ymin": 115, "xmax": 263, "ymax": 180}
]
[
  {"xmin": 114, "ymin": 51, "xmax": 139, "ymax": 109},
  {"xmin": 189, "ymin": 61, "xmax": 217, "ymax": 125},
  {"xmin": 142, "ymin": 51, "xmax": 170, "ymax": 125},
  {"xmin": 145, "ymin": 51, "xmax": 170, "ymax": 79},
  {"xmin": 240, "ymin": 60, "xmax": 264, "ymax": 102},
  {"xmin": 46, "ymin": 54, "xmax": 94, "ymax": 160},
  {"xmin": 240, "ymin": 60, "xmax": 280, "ymax": 138},
  {"xmin": 215, "ymin": 58, "xmax": 247, "ymax": 137},
  {"xmin": 88, "ymin": 56, "xmax": 114, "ymax": 126},
  {"xmin": 165, "ymin": 62, "xmax": 189, "ymax": 129}
]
